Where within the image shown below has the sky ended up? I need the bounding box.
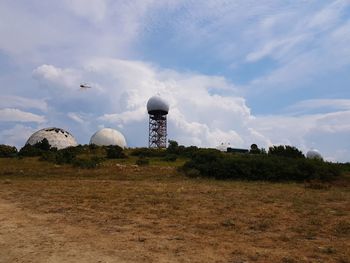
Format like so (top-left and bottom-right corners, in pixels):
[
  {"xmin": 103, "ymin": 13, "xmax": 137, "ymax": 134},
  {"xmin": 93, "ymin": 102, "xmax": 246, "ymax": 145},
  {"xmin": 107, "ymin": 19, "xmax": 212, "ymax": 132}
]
[{"xmin": 0, "ymin": 0, "xmax": 350, "ymax": 162}]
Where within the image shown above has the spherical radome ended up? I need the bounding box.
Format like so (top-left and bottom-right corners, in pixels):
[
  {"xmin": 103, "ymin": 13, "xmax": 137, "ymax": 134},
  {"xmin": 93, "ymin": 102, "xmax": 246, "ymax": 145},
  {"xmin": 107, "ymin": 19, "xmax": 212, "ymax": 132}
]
[
  {"xmin": 216, "ymin": 142, "xmax": 230, "ymax": 152},
  {"xmin": 26, "ymin": 127, "xmax": 78, "ymax": 150},
  {"xmin": 147, "ymin": 95, "xmax": 169, "ymax": 114},
  {"xmin": 306, "ymin": 149, "xmax": 323, "ymax": 160},
  {"xmin": 90, "ymin": 128, "xmax": 127, "ymax": 148}
]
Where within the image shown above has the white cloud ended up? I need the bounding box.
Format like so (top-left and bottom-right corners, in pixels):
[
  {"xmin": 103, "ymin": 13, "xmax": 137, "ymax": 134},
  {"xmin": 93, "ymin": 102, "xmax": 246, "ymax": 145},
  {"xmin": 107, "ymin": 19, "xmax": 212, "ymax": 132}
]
[
  {"xmin": 0, "ymin": 124, "xmax": 36, "ymax": 148},
  {"xmin": 0, "ymin": 96, "xmax": 47, "ymax": 111},
  {"xmin": 0, "ymin": 108, "xmax": 45, "ymax": 123},
  {"xmin": 287, "ymin": 99, "xmax": 350, "ymax": 113},
  {"xmin": 67, "ymin": 112, "xmax": 85, "ymax": 124},
  {"xmin": 33, "ymin": 64, "xmax": 81, "ymax": 90},
  {"xmin": 63, "ymin": 0, "xmax": 109, "ymax": 23}
]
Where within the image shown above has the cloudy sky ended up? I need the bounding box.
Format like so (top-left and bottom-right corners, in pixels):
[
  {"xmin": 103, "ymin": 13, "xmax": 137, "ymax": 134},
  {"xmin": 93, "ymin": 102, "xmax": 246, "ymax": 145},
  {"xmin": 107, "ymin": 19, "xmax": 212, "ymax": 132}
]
[{"xmin": 0, "ymin": 0, "xmax": 350, "ymax": 162}]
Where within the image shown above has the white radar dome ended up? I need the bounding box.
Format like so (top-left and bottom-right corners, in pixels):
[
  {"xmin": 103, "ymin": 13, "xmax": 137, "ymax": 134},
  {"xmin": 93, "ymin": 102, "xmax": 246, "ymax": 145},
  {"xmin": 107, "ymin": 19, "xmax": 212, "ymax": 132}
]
[
  {"xmin": 216, "ymin": 142, "xmax": 231, "ymax": 152},
  {"xmin": 306, "ymin": 149, "xmax": 323, "ymax": 160},
  {"xmin": 26, "ymin": 127, "xmax": 78, "ymax": 150},
  {"xmin": 90, "ymin": 128, "xmax": 127, "ymax": 148},
  {"xmin": 147, "ymin": 95, "xmax": 169, "ymax": 115}
]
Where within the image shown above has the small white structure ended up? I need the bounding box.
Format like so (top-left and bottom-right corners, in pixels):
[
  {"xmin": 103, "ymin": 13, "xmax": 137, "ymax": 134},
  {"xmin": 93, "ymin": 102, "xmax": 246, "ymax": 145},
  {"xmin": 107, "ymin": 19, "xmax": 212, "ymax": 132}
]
[
  {"xmin": 306, "ymin": 149, "xmax": 323, "ymax": 160},
  {"xmin": 216, "ymin": 142, "xmax": 231, "ymax": 152},
  {"xmin": 90, "ymin": 128, "xmax": 127, "ymax": 148},
  {"xmin": 26, "ymin": 127, "xmax": 78, "ymax": 150}
]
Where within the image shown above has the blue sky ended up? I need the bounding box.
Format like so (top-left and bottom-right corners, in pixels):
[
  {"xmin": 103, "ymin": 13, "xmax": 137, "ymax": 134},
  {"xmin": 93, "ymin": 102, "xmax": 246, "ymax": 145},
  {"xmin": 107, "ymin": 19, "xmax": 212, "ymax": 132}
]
[{"xmin": 0, "ymin": 0, "xmax": 350, "ymax": 161}]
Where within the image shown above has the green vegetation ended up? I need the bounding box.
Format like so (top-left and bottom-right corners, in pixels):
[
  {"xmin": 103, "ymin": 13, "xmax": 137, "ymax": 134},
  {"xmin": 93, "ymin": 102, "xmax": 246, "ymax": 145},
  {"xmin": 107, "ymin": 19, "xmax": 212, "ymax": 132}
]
[
  {"xmin": 106, "ymin": 145, "xmax": 126, "ymax": 159},
  {"xmin": 0, "ymin": 144, "xmax": 17, "ymax": 157},
  {"xmin": 268, "ymin": 145, "xmax": 305, "ymax": 158},
  {"xmin": 135, "ymin": 156, "xmax": 150, "ymax": 166},
  {"xmin": 182, "ymin": 150, "xmax": 340, "ymax": 181},
  {"xmin": 2, "ymin": 140, "xmax": 347, "ymax": 181}
]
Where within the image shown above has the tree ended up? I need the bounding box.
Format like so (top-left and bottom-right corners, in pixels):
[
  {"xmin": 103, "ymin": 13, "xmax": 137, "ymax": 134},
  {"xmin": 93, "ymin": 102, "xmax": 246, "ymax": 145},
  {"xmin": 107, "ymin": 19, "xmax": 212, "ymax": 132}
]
[
  {"xmin": 167, "ymin": 140, "xmax": 179, "ymax": 154},
  {"xmin": 268, "ymin": 145, "xmax": 304, "ymax": 159},
  {"xmin": 249, "ymin": 143, "xmax": 261, "ymax": 154},
  {"xmin": 0, "ymin": 145, "xmax": 18, "ymax": 157}
]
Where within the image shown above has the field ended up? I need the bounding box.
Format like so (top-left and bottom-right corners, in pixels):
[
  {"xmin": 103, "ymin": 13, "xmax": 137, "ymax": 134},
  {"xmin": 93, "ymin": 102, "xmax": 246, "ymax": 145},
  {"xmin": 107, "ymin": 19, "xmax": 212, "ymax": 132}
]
[{"xmin": 0, "ymin": 157, "xmax": 349, "ymax": 263}]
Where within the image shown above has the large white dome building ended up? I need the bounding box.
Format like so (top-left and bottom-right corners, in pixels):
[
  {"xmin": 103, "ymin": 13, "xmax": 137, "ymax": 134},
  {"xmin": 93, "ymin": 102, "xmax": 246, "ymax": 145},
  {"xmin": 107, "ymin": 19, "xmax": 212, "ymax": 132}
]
[
  {"xmin": 26, "ymin": 127, "xmax": 78, "ymax": 150},
  {"xmin": 89, "ymin": 128, "xmax": 127, "ymax": 148},
  {"xmin": 306, "ymin": 149, "xmax": 323, "ymax": 160}
]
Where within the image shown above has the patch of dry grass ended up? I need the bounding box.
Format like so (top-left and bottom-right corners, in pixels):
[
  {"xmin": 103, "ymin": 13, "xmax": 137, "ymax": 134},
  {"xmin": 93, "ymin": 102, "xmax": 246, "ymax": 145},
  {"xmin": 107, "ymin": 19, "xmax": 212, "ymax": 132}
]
[{"xmin": 0, "ymin": 158, "xmax": 349, "ymax": 262}]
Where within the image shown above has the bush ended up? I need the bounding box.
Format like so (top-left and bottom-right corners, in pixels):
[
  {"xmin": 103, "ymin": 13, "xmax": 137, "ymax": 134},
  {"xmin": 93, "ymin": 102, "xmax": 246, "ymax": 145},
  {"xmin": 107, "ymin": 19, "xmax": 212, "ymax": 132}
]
[
  {"xmin": 135, "ymin": 156, "xmax": 150, "ymax": 166},
  {"xmin": 0, "ymin": 144, "xmax": 18, "ymax": 157},
  {"xmin": 130, "ymin": 147, "xmax": 166, "ymax": 157},
  {"xmin": 163, "ymin": 154, "xmax": 177, "ymax": 162},
  {"xmin": 268, "ymin": 145, "xmax": 304, "ymax": 159},
  {"xmin": 39, "ymin": 146, "xmax": 77, "ymax": 164},
  {"xmin": 19, "ymin": 144, "xmax": 44, "ymax": 157},
  {"xmin": 106, "ymin": 145, "xmax": 126, "ymax": 159},
  {"xmin": 182, "ymin": 151, "xmax": 340, "ymax": 182},
  {"xmin": 73, "ymin": 157, "xmax": 103, "ymax": 169},
  {"xmin": 167, "ymin": 140, "xmax": 179, "ymax": 154}
]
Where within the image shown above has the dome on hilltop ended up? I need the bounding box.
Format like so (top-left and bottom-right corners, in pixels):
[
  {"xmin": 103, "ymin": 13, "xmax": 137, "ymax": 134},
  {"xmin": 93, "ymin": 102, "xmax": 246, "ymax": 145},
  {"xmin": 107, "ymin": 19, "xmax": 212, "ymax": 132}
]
[
  {"xmin": 306, "ymin": 149, "xmax": 323, "ymax": 160},
  {"xmin": 89, "ymin": 128, "xmax": 127, "ymax": 148},
  {"xmin": 26, "ymin": 127, "xmax": 78, "ymax": 150},
  {"xmin": 147, "ymin": 95, "xmax": 169, "ymax": 115},
  {"xmin": 216, "ymin": 142, "xmax": 231, "ymax": 152}
]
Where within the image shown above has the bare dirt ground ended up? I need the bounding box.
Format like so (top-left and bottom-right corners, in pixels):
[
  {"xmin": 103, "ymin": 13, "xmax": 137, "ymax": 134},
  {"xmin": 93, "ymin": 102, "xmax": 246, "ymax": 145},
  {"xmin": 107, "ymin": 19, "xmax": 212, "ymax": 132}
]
[{"xmin": 0, "ymin": 158, "xmax": 349, "ymax": 262}]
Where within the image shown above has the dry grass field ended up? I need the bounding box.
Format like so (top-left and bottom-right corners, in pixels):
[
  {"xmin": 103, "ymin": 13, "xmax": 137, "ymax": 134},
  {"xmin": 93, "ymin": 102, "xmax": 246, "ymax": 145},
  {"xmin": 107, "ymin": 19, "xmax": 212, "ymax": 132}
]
[{"xmin": 0, "ymin": 157, "xmax": 349, "ymax": 263}]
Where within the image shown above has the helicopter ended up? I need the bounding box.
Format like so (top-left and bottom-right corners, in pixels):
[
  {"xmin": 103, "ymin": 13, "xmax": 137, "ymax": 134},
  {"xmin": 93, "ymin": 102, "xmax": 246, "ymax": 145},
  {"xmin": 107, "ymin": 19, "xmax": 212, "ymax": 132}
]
[{"xmin": 79, "ymin": 83, "xmax": 92, "ymax": 89}]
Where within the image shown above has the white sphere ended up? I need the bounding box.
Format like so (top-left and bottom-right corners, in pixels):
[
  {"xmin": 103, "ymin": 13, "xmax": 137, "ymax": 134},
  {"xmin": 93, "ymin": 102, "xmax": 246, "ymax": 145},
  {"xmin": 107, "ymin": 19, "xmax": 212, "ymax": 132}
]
[
  {"xmin": 147, "ymin": 95, "xmax": 169, "ymax": 114},
  {"xmin": 306, "ymin": 149, "xmax": 323, "ymax": 160},
  {"xmin": 26, "ymin": 127, "xmax": 78, "ymax": 150},
  {"xmin": 90, "ymin": 128, "xmax": 127, "ymax": 148}
]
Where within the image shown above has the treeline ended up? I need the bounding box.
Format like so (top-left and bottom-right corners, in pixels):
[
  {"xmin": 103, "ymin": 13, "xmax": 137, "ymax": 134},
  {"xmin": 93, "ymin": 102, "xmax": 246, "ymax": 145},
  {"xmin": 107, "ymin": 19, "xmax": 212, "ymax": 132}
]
[
  {"xmin": 181, "ymin": 149, "xmax": 340, "ymax": 181},
  {"xmin": 1, "ymin": 140, "xmax": 348, "ymax": 181},
  {"xmin": 167, "ymin": 141, "xmax": 342, "ymax": 181},
  {"xmin": 0, "ymin": 140, "xmax": 126, "ymax": 168}
]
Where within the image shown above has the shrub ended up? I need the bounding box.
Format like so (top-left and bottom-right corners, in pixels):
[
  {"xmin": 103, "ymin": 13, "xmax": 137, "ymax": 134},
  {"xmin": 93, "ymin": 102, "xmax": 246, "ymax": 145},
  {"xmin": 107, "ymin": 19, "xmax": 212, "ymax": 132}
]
[
  {"xmin": 163, "ymin": 154, "xmax": 177, "ymax": 162},
  {"xmin": 182, "ymin": 151, "xmax": 340, "ymax": 182},
  {"xmin": 135, "ymin": 156, "xmax": 150, "ymax": 166},
  {"xmin": 167, "ymin": 140, "xmax": 179, "ymax": 154},
  {"xmin": 19, "ymin": 144, "xmax": 44, "ymax": 157},
  {"xmin": 0, "ymin": 144, "xmax": 18, "ymax": 157},
  {"xmin": 39, "ymin": 146, "xmax": 77, "ymax": 164},
  {"xmin": 73, "ymin": 157, "xmax": 103, "ymax": 169},
  {"xmin": 106, "ymin": 145, "xmax": 126, "ymax": 159},
  {"xmin": 268, "ymin": 145, "xmax": 305, "ymax": 159},
  {"xmin": 130, "ymin": 147, "xmax": 165, "ymax": 157},
  {"xmin": 35, "ymin": 138, "xmax": 51, "ymax": 151}
]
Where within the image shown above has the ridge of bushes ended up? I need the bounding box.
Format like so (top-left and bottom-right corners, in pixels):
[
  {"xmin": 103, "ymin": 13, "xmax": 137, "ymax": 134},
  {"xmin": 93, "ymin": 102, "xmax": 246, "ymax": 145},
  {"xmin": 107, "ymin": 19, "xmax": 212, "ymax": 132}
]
[{"xmin": 181, "ymin": 151, "xmax": 340, "ymax": 181}]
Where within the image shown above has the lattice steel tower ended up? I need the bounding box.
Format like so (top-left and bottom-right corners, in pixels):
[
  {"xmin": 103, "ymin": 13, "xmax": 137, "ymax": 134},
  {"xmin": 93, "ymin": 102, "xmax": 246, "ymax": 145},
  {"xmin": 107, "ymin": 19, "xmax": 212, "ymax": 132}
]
[{"xmin": 147, "ymin": 95, "xmax": 169, "ymax": 148}]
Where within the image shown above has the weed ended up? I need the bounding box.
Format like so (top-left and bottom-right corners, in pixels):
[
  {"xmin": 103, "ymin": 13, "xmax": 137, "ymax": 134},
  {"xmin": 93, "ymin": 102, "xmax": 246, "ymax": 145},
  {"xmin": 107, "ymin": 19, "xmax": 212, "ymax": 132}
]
[
  {"xmin": 334, "ymin": 221, "xmax": 350, "ymax": 237},
  {"xmin": 135, "ymin": 157, "xmax": 149, "ymax": 166},
  {"xmin": 304, "ymin": 180, "xmax": 331, "ymax": 190}
]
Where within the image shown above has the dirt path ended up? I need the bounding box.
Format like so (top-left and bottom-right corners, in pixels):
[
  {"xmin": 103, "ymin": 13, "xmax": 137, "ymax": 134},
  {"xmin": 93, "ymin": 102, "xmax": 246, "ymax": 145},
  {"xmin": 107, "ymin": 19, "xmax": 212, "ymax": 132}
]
[{"xmin": 0, "ymin": 198, "xmax": 126, "ymax": 263}]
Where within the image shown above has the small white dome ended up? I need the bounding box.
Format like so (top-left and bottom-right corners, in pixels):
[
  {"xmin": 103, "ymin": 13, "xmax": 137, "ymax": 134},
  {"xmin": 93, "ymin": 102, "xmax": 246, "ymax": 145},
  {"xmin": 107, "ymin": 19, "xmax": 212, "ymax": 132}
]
[
  {"xmin": 90, "ymin": 128, "xmax": 127, "ymax": 148},
  {"xmin": 147, "ymin": 95, "xmax": 169, "ymax": 114},
  {"xmin": 216, "ymin": 142, "xmax": 230, "ymax": 152},
  {"xmin": 26, "ymin": 127, "xmax": 78, "ymax": 150},
  {"xmin": 306, "ymin": 149, "xmax": 323, "ymax": 160}
]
